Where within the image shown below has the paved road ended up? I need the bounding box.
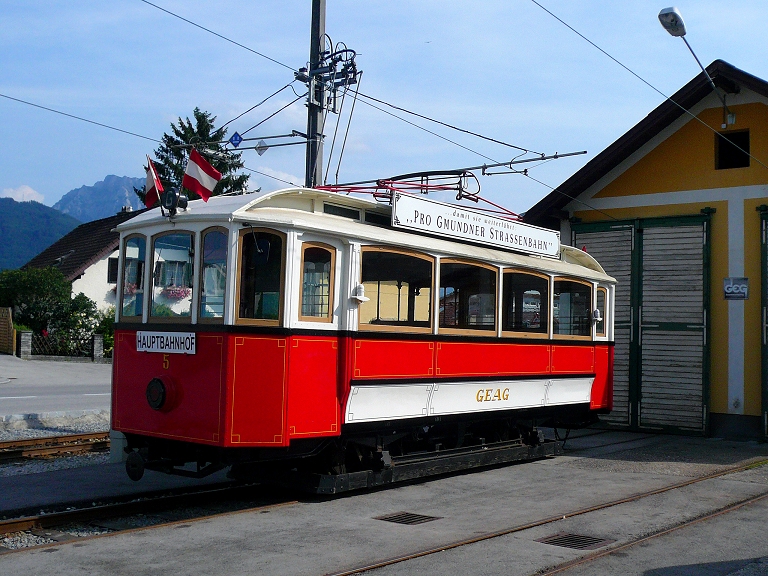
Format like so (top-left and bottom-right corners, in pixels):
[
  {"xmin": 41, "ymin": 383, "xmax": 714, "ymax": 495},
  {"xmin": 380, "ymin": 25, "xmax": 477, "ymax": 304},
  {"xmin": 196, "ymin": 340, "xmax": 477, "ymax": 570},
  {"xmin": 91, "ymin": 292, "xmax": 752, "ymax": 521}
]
[{"xmin": 0, "ymin": 354, "xmax": 111, "ymax": 416}]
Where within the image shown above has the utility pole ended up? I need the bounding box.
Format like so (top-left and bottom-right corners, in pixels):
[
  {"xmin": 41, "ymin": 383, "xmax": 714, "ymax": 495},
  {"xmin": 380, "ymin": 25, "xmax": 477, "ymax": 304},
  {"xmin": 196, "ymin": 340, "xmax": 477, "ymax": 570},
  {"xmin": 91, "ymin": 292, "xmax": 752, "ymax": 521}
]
[{"xmin": 305, "ymin": 0, "xmax": 326, "ymax": 188}]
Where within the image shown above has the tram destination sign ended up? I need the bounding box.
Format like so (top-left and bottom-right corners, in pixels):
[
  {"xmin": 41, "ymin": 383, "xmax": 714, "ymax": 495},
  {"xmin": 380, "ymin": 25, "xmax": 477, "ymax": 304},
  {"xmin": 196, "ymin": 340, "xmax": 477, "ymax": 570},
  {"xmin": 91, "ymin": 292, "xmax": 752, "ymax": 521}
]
[
  {"xmin": 392, "ymin": 193, "xmax": 560, "ymax": 257},
  {"xmin": 137, "ymin": 331, "xmax": 196, "ymax": 354}
]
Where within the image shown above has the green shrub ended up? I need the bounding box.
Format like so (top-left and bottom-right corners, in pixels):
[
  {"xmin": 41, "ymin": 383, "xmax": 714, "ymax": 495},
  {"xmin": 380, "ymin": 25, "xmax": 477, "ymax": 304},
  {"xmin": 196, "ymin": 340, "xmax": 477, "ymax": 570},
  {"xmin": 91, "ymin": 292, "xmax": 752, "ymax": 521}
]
[{"xmin": 95, "ymin": 306, "xmax": 115, "ymax": 355}]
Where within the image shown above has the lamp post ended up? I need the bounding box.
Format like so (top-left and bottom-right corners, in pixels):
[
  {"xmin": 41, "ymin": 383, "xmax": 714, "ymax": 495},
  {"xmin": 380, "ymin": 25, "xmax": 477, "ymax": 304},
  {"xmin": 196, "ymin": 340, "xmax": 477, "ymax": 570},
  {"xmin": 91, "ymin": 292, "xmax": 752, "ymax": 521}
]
[{"xmin": 658, "ymin": 7, "xmax": 734, "ymax": 128}]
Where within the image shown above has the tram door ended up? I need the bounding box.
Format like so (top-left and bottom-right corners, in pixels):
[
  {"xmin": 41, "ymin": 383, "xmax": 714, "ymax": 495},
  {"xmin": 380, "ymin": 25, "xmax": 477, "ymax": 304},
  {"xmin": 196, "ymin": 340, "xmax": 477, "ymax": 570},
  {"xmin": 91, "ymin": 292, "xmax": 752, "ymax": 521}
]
[{"xmin": 574, "ymin": 215, "xmax": 711, "ymax": 433}]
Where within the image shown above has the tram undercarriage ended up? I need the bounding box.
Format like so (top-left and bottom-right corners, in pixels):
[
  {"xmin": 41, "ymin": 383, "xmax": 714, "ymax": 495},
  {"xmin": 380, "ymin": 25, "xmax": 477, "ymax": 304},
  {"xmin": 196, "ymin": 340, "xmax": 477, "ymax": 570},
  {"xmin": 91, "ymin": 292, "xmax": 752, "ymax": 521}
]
[{"xmin": 123, "ymin": 405, "xmax": 598, "ymax": 493}]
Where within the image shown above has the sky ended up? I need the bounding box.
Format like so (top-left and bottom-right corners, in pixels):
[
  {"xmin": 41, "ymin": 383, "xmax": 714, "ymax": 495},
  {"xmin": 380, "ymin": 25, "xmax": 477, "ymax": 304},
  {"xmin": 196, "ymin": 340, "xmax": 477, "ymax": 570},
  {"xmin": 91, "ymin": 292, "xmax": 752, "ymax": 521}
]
[{"xmin": 1, "ymin": 1, "xmax": 767, "ymax": 214}]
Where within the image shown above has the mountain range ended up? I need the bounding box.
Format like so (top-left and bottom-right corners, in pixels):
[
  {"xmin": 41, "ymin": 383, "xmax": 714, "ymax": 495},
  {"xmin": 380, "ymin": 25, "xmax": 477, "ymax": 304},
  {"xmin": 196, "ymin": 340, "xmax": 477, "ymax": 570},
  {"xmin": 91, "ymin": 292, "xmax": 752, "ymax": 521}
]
[
  {"xmin": 0, "ymin": 175, "xmax": 144, "ymax": 271},
  {"xmin": 0, "ymin": 199, "xmax": 81, "ymax": 270}
]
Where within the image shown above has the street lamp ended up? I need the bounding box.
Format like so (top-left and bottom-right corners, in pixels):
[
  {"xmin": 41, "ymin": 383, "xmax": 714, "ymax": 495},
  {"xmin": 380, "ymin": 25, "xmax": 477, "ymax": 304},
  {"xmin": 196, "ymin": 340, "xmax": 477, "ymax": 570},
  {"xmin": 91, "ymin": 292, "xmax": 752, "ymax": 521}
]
[{"xmin": 658, "ymin": 7, "xmax": 734, "ymax": 128}]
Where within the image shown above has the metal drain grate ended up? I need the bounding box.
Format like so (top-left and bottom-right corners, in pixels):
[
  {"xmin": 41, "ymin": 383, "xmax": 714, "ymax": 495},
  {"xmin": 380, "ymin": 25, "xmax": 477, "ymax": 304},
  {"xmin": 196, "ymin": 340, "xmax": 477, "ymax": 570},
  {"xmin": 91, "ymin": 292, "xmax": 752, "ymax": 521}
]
[
  {"xmin": 374, "ymin": 511, "xmax": 442, "ymax": 525},
  {"xmin": 536, "ymin": 532, "xmax": 615, "ymax": 550}
]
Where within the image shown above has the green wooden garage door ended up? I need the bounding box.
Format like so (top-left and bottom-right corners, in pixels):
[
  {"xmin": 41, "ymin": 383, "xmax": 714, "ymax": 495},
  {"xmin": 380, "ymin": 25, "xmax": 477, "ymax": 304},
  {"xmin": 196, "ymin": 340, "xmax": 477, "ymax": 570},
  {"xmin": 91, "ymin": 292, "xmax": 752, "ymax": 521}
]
[{"xmin": 574, "ymin": 214, "xmax": 711, "ymax": 433}]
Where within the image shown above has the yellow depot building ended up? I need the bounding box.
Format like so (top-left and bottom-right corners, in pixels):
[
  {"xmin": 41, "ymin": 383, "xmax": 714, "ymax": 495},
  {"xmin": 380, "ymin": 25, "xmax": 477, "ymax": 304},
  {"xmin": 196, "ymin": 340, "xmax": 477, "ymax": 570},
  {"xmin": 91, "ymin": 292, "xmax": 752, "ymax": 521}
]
[{"xmin": 526, "ymin": 61, "xmax": 768, "ymax": 440}]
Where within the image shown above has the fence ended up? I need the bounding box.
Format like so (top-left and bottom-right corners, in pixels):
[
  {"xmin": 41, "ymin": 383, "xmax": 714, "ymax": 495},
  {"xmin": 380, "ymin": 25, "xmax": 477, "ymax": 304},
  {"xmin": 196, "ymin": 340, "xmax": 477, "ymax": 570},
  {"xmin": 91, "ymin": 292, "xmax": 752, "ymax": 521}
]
[
  {"xmin": 0, "ymin": 308, "xmax": 13, "ymax": 355},
  {"xmin": 16, "ymin": 332, "xmax": 107, "ymax": 363}
]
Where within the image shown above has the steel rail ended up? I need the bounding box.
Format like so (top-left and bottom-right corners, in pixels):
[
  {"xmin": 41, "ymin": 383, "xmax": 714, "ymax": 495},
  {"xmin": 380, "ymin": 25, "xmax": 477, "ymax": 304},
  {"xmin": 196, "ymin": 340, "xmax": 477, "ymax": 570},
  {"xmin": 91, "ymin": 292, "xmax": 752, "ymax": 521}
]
[
  {"xmin": 538, "ymin": 489, "xmax": 768, "ymax": 575},
  {"xmin": 0, "ymin": 482, "xmax": 293, "ymax": 536},
  {"xmin": 0, "ymin": 433, "xmax": 110, "ymax": 462},
  {"xmin": 325, "ymin": 457, "xmax": 768, "ymax": 576}
]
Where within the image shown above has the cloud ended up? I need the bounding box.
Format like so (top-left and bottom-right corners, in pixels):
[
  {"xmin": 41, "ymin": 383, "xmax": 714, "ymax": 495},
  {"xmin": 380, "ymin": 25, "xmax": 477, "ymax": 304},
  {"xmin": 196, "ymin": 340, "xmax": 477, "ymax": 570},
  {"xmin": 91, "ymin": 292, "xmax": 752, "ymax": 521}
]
[{"xmin": 1, "ymin": 185, "xmax": 45, "ymax": 203}]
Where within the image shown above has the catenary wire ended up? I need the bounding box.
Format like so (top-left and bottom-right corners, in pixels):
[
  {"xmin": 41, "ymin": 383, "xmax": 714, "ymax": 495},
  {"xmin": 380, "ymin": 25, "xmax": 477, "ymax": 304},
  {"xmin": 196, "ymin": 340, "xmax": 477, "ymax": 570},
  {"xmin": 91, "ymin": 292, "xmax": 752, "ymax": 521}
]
[
  {"xmin": 134, "ymin": 0, "xmax": 541, "ymax": 160},
  {"xmin": 355, "ymin": 97, "xmax": 501, "ymax": 164},
  {"xmin": 243, "ymin": 166, "xmax": 299, "ymax": 187},
  {"xmin": 357, "ymin": 92, "xmax": 541, "ymax": 155},
  {"xmin": 529, "ymin": 0, "xmax": 768, "ymax": 173},
  {"xmin": 335, "ymin": 71, "xmax": 364, "ymax": 184},
  {"xmin": 524, "ymin": 172, "xmax": 619, "ymax": 221},
  {"xmin": 239, "ymin": 92, "xmax": 307, "ymax": 137},
  {"xmin": 220, "ymin": 81, "xmax": 297, "ymax": 129},
  {"xmin": 136, "ymin": 0, "xmax": 295, "ymax": 71},
  {"xmin": 0, "ymin": 92, "xmax": 160, "ymax": 143}
]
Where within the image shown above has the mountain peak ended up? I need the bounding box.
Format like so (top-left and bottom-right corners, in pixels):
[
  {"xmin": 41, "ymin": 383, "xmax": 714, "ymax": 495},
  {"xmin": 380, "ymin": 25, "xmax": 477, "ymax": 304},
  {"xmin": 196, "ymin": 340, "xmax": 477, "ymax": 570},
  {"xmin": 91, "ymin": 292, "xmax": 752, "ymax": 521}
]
[{"xmin": 53, "ymin": 175, "xmax": 144, "ymax": 222}]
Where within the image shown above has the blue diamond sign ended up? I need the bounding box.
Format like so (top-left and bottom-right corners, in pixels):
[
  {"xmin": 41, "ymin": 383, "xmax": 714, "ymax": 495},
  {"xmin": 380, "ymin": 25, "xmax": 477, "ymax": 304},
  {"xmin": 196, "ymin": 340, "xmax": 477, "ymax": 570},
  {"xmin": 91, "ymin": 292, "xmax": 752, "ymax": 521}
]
[{"xmin": 229, "ymin": 132, "xmax": 243, "ymax": 148}]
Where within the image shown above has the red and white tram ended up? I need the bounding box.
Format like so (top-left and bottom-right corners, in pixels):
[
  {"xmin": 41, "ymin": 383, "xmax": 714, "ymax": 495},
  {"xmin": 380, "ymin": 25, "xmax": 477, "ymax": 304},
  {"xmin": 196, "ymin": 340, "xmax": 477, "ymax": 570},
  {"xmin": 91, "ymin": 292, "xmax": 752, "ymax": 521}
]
[{"xmin": 112, "ymin": 186, "xmax": 615, "ymax": 490}]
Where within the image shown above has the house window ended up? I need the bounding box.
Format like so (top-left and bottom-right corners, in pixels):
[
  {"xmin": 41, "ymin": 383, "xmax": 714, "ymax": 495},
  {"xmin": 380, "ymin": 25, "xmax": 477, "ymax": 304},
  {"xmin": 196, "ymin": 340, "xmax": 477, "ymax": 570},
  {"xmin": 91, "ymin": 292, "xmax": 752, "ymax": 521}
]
[
  {"xmin": 107, "ymin": 257, "xmax": 119, "ymax": 284},
  {"xmin": 440, "ymin": 261, "xmax": 496, "ymax": 331},
  {"xmin": 716, "ymin": 130, "xmax": 749, "ymax": 169}
]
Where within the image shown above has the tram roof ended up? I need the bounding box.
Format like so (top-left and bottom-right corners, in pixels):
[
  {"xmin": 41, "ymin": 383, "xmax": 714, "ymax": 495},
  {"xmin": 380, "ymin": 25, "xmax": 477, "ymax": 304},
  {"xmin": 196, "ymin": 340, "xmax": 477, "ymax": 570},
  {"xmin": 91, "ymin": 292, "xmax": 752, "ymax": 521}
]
[{"xmin": 116, "ymin": 187, "xmax": 614, "ymax": 283}]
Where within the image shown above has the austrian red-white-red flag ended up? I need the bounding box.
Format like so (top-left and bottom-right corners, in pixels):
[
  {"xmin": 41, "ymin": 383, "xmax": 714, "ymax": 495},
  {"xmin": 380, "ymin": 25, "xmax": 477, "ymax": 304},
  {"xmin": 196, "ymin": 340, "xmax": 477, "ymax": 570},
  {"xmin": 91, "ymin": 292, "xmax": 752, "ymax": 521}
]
[
  {"xmin": 182, "ymin": 148, "xmax": 222, "ymax": 202},
  {"xmin": 143, "ymin": 155, "xmax": 164, "ymax": 209}
]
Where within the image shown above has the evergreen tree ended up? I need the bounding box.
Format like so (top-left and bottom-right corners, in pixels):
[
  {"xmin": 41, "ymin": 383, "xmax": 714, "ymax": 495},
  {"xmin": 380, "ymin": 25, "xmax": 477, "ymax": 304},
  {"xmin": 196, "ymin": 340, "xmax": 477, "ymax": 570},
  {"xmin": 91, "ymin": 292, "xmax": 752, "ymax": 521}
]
[{"xmin": 136, "ymin": 108, "xmax": 249, "ymax": 204}]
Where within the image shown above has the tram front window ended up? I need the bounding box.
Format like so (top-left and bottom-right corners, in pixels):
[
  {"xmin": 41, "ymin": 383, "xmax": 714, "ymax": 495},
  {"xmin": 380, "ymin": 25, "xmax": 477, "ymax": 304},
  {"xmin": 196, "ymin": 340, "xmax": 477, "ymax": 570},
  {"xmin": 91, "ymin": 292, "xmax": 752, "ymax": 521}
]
[
  {"xmin": 200, "ymin": 229, "xmax": 228, "ymax": 320},
  {"xmin": 121, "ymin": 236, "xmax": 145, "ymax": 319},
  {"xmin": 151, "ymin": 233, "xmax": 194, "ymax": 318},
  {"xmin": 553, "ymin": 279, "xmax": 591, "ymax": 337},
  {"xmin": 359, "ymin": 249, "xmax": 433, "ymax": 329},
  {"xmin": 238, "ymin": 230, "xmax": 283, "ymax": 321}
]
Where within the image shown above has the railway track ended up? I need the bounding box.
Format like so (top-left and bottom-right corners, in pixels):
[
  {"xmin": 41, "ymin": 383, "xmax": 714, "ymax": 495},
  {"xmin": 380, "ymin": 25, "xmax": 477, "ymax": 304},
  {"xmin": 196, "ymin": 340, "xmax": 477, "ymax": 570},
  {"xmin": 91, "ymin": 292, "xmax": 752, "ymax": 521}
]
[
  {"xmin": 0, "ymin": 433, "xmax": 110, "ymax": 462},
  {"xmin": 1, "ymin": 437, "xmax": 765, "ymax": 571},
  {"xmin": 0, "ymin": 482, "xmax": 297, "ymax": 550},
  {"xmin": 326, "ymin": 457, "xmax": 768, "ymax": 576}
]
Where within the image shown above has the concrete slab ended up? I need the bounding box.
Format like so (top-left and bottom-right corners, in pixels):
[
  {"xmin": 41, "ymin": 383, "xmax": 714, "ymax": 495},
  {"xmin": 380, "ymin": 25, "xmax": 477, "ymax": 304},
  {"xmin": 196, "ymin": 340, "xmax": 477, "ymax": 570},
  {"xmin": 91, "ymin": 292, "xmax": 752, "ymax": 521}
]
[
  {"xmin": 0, "ymin": 463, "xmax": 231, "ymax": 517},
  {"xmin": 0, "ymin": 433, "xmax": 766, "ymax": 575}
]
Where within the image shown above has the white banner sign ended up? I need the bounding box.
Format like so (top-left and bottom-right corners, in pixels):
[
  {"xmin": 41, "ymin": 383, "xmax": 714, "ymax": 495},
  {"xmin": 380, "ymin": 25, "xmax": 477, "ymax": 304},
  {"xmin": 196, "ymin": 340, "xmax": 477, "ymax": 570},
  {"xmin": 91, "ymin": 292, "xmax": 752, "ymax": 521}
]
[
  {"xmin": 136, "ymin": 331, "xmax": 196, "ymax": 354},
  {"xmin": 392, "ymin": 193, "xmax": 560, "ymax": 257}
]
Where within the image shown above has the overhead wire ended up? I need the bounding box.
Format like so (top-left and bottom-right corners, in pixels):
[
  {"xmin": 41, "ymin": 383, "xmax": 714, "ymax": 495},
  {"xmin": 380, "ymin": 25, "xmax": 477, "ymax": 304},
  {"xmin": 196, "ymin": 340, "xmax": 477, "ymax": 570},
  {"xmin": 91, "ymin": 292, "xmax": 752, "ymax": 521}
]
[
  {"xmin": 356, "ymin": 92, "xmax": 541, "ymax": 155},
  {"xmin": 0, "ymin": 92, "xmax": 160, "ymax": 143},
  {"xmin": 355, "ymin": 97, "xmax": 501, "ymax": 164},
  {"xmin": 136, "ymin": 0, "xmax": 295, "ymax": 71},
  {"xmin": 220, "ymin": 81, "xmax": 297, "ymax": 129},
  {"xmin": 134, "ymin": 0, "xmax": 541, "ymax": 160},
  {"xmin": 243, "ymin": 166, "xmax": 300, "ymax": 187},
  {"xmin": 529, "ymin": 0, "xmax": 768, "ymax": 173},
  {"xmin": 239, "ymin": 92, "xmax": 307, "ymax": 137},
  {"xmin": 335, "ymin": 71, "xmax": 364, "ymax": 184},
  {"xmin": 523, "ymin": 172, "xmax": 619, "ymax": 221}
]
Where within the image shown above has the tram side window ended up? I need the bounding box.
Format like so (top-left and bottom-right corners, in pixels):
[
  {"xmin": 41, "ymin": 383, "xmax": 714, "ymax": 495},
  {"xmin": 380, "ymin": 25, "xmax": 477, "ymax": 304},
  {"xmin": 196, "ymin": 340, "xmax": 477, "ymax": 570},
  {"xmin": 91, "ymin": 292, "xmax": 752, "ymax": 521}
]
[
  {"xmin": 502, "ymin": 271, "xmax": 548, "ymax": 334},
  {"xmin": 121, "ymin": 236, "xmax": 146, "ymax": 319},
  {"xmin": 151, "ymin": 233, "xmax": 194, "ymax": 318},
  {"xmin": 359, "ymin": 249, "xmax": 433, "ymax": 329},
  {"xmin": 553, "ymin": 279, "xmax": 591, "ymax": 337},
  {"xmin": 239, "ymin": 231, "xmax": 283, "ymax": 321},
  {"xmin": 440, "ymin": 262, "xmax": 496, "ymax": 331},
  {"xmin": 300, "ymin": 245, "xmax": 334, "ymax": 321},
  {"xmin": 200, "ymin": 229, "xmax": 228, "ymax": 320},
  {"xmin": 596, "ymin": 287, "xmax": 607, "ymax": 337}
]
